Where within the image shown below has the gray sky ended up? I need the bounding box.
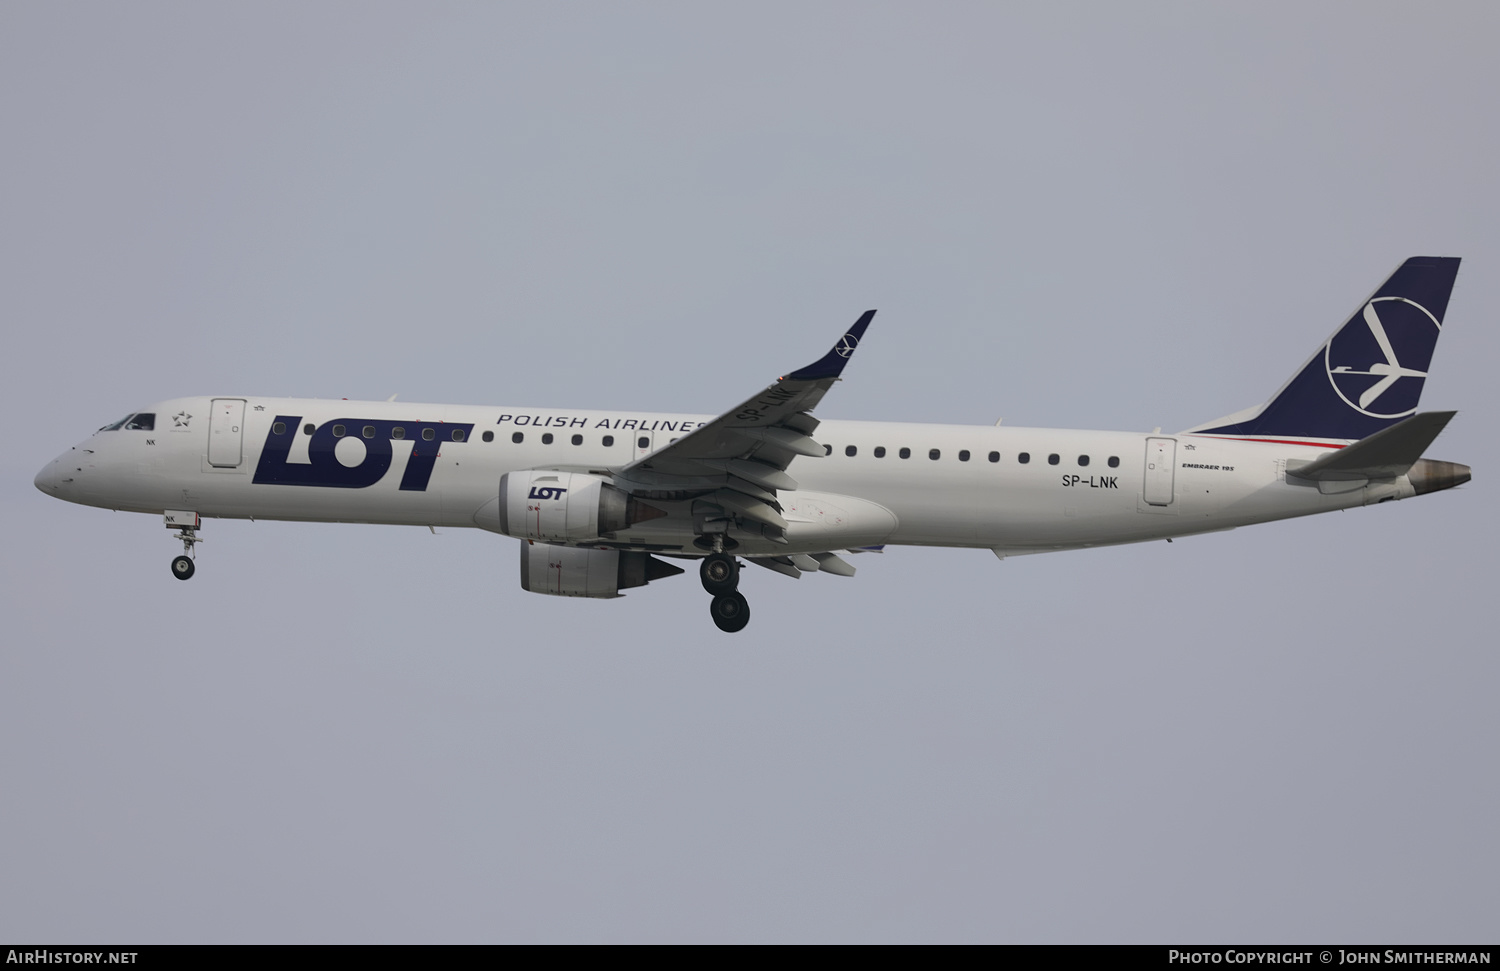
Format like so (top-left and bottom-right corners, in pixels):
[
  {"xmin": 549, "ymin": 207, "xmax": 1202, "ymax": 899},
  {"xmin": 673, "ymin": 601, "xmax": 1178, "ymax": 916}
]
[{"xmin": 2, "ymin": 2, "xmax": 1496, "ymax": 943}]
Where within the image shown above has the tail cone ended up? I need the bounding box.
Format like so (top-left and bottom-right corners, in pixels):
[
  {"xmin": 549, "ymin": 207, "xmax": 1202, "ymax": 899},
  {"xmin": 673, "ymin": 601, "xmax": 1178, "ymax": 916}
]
[{"xmin": 1409, "ymin": 459, "xmax": 1471, "ymax": 495}]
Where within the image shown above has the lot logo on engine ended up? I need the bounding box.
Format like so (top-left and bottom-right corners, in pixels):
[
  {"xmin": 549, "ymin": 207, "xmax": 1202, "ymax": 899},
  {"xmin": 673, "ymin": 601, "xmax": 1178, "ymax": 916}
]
[{"xmin": 528, "ymin": 486, "xmax": 568, "ymax": 500}]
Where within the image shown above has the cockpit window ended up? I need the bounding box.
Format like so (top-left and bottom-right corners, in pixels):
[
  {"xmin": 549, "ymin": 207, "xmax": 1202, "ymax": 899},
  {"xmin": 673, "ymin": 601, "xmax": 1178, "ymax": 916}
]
[{"xmin": 99, "ymin": 413, "xmax": 155, "ymax": 431}]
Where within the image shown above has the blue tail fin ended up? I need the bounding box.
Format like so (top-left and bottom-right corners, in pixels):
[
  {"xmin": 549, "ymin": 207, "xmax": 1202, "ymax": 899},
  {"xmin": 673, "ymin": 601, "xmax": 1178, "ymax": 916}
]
[{"xmin": 1185, "ymin": 257, "xmax": 1461, "ymax": 442}]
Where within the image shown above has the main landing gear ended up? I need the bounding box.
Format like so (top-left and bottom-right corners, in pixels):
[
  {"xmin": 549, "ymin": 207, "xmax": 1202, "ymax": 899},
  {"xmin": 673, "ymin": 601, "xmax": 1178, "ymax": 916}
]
[{"xmin": 700, "ymin": 551, "xmax": 749, "ymax": 633}]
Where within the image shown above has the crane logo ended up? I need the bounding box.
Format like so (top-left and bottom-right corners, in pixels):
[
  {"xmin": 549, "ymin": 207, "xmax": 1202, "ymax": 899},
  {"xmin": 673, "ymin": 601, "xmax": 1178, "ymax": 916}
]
[{"xmin": 1325, "ymin": 296, "xmax": 1440, "ymax": 419}]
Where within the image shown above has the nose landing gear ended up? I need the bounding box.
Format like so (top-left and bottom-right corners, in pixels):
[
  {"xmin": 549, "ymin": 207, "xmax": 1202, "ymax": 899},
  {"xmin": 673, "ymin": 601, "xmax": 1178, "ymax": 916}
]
[
  {"xmin": 165, "ymin": 510, "xmax": 201, "ymax": 581},
  {"xmin": 700, "ymin": 551, "xmax": 750, "ymax": 632}
]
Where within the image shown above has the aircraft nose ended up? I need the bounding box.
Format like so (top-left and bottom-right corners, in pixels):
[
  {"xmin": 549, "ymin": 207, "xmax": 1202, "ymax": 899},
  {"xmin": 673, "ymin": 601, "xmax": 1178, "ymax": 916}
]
[{"xmin": 34, "ymin": 459, "xmax": 58, "ymax": 495}]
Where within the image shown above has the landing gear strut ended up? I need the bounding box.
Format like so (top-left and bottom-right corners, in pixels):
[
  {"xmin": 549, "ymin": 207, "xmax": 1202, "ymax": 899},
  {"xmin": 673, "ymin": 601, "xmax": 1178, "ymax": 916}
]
[{"xmin": 700, "ymin": 551, "xmax": 750, "ymax": 632}]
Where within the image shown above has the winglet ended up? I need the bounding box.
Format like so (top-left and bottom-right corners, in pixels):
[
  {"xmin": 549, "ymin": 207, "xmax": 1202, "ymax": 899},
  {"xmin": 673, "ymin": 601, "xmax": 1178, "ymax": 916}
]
[{"xmin": 785, "ymin": 310, "xmax": 876, "ymax": 381}]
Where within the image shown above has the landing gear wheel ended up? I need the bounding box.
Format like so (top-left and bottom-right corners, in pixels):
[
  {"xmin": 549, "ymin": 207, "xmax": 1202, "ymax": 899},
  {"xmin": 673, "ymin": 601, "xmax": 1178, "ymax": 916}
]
[
  {"xmin": 700, "ymin": 552, "xmax": 739, "ymax": 595},
  {"xmin": 171, "ymin": 555, "xmax": 196, "ymax": 580},
  {"xmin": 710, "ymin": 592, "xmax": 750, "ymax": 633}
]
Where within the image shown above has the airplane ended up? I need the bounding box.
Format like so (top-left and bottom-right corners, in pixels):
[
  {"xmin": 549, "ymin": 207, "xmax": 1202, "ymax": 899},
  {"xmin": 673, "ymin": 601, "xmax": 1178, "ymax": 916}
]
[{"xmin": 34, "ymin": 257, "xmax": 1471, "ymax": 633}]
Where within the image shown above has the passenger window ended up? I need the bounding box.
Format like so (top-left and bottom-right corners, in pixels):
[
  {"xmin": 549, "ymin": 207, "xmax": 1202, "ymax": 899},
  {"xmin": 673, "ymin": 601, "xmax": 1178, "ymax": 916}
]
[
  {"xmin": 332, "ymin": 424, "xmax": 346, "ymax": 438},
  {"xmin": 845, "ymin": 445, "xmax": 857, "ymax": 457},
  {"xmin": 363, "ymin": 425, "xmax": 376, "ymax": 439},
  {"xmin": 482, "ymin": 430, "xmax": 494, "ymax": 443},
  {"xmin": 571, "ymin": 434, "xmax": 583, "ymax": 446},
  {"xmin": 874, "ymin": 446, "xmax": 886, "ymax": 458},
  {"xmin": 451, "ymin": 428, "xmax": 465, "ymax": 442},
  {"xmin": 1108, "ymin": 456, "xmax": 1120, "ymax": 468},
  {"xmin": 512, "ymin": 432, "xmax": 524, "ymax": 444},
  {"xmin": 603, "ymin": 435, "xmax": 614, "ymax": 447},
  {"xmin": 824, "ymin": 444, "xmax": 832, "ymax": 456},
  {"xmin": 1018, "ymin": 452, "xmax": 1031, "ymax": 464},
  {"xmin": 899, "ymin": 447, "xmax": 911, "ymax": 459},
  {"xmin": 542, "ymin": 433, "xmax": 554, "ymax": 445},
  {"xmin": 303, "ymin": 423, "xmax": 315, "ymax": 435},
  {"xmin": 1048, "ymin": 454, "xmax": 1060, "ymax": 465},
  {"xmin": 422, "ymin": 428, "xmax": 435, "ymax": 441},
  {"xmin": 272, "ymin": 422, "xmax": 286, "ymax": 436},
  {"xmin": 1078, "ymin": 455, "xmax": 1089, "ymax": 467},
  {"xmin": 988, "ymin": 451, "xmax": 1000, "ymax": 463},
  {"xmin": 959, "ymin": 450, "xmax": 970, "ymax": 462},
  {"xmin": 392, "ymin": 426, "xmax": 406, "ymax": 440},
  {"xmin": 638, "ymin": 437, "xmax": 649, "ymax": 449},
  {"xmin": 929, "ymin": 448, "xmax": 941, "ymax": 460}
]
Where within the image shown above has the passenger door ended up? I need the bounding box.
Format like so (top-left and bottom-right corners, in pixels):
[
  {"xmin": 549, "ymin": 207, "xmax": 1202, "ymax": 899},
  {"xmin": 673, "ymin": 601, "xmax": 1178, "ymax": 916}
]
[
  {"xmin": 1143, "ymin": 437, "xmax": 1176, "ymax": 506},
  {"xmin": 208, "ymin": 398, "xmax": 246, "ymax": 468}
]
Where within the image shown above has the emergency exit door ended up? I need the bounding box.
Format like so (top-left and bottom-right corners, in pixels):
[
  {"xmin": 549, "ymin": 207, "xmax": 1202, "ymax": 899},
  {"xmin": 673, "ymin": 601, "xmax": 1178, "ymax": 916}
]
[
  {"xmin": 1143, "ymin": 437, "xmax": 1176, "ymax": 506},
  {"xmin": 208, "ymin": 398, "xmax": 246, "ymax": 468}
]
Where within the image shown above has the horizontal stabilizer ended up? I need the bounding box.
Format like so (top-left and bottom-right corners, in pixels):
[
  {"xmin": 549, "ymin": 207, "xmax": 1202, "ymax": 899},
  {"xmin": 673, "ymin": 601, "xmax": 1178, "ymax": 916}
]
[{"xmin": 1287, "ymin": 411, "xmax": 1456, "ymax": 481}]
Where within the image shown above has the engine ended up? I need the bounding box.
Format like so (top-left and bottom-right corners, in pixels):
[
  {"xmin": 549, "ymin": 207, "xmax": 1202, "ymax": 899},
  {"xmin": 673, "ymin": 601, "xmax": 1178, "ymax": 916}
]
[
  {"xmin": 518, "ymin": 543, "xmax": 684, "ymax": 598},
  {"xmin": 498, "ymin": 471, "xmax": 664, "ymax": 543}
]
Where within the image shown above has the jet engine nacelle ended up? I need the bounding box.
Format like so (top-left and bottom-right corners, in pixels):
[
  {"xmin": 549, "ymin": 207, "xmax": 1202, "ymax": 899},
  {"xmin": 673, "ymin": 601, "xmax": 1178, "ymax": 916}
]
[
  {"xmin": 499, "ymin": 471, "xmax": 663, "ymax": 543},
  {"xmin": 518, "ymin": 542, "xmax": 684, "ymax": 598}
]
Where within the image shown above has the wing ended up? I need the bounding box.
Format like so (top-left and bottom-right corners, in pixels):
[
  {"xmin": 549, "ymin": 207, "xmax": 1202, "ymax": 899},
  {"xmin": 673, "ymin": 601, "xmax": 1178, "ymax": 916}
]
[{"xmin": 613, "ymin": 310, "xmax": 875, "ymax": 542}]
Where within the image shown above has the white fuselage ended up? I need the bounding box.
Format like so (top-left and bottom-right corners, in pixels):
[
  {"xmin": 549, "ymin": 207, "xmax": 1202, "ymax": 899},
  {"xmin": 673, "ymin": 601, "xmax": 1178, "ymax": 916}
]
[{"xmin": 35, "ymin": 395, "xmax": 1409, "ymax": 558}]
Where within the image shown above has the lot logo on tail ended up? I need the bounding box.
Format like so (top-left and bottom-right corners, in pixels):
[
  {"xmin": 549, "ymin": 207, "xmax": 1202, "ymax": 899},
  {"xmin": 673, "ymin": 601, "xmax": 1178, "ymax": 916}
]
[{"xmin": 1325, "ymin": 297, "xmax": 1440, "ymax": 420}]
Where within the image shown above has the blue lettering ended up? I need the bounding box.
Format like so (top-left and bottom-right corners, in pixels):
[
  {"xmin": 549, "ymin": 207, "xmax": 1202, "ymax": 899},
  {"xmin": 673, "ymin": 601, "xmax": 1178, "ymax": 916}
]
[
  {"xmin": 527, "ymin": 486, "xmax": 569, "ymax": 500},
  {"xmin": 253, "ymin": 416, "xmax": 474, "ymax": 491}
]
